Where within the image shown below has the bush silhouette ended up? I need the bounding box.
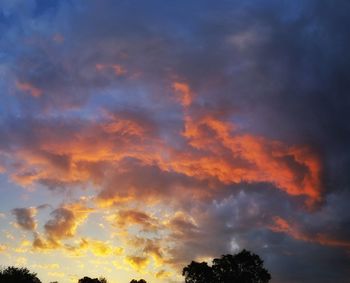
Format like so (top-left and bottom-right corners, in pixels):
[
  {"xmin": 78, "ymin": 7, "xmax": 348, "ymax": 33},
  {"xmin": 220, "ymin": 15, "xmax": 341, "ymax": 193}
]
[
  {"xmin": 0, "ymin": 266, "xmax": 41, "ymax": 283},
  {"xmin": 78, "ymin": 276, "xmax": 107, "ymax": 283},
  {"xmin": 183, "ymin": 249, "xmax": 271, "ymax": 283},
  {"xmin": 130, "ymin": 280, "xmax": 147, "ymax": 283}
]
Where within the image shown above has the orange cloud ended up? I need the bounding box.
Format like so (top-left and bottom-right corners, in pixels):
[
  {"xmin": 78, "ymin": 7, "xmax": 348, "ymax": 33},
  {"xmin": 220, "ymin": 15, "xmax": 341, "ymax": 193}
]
[
  {"xmin": 170, "ymin": 114, "xmax": 322, "ymax": 204},
  {"xmin": 270, "ymin": 216, "xmax": 350, "ymax": 249},
  {"xmin": 8, "ymin": 111, "xmax": 322, "ymax": 206},
  {"xmin": 172, "ymin": 82, "xmax": 193, "ymax": 107},
  {"xmin": 155, "ymin": 269, "xmax": 171, "ymax": 279},
  {"xmin": 33, "ymin": 233, "xmax": 60, "ymax": 250},
  {"xmin": 143, "ymin": 240, "xmax": 164, "ymax": 265},
  {"xmin": 16, "ymin": 81, "xmax": 42, "ymax": 97},
  {"xmin": 112, "ymin": 64, "xmax": 126, "ymax": 76},
  {"xmin": 0, "ymin": 244, "xmax": 7, "ymax": 253},
  {"xmin": 114, "ymin": 210, "xmax": 159, "ymax": 232},
  {"xmin": 166, "ymin": 211, "xmax": 198, "ymax": 236},
  {"xmin": 5, "ymin": 82, "xmax": 323, "ymax": 208},
  {"xmin": 44, "ymin": 203, "xmax": 93, "ymax": 243},
  {"xmin": 102, "ymin": 119, "xmax": 145, "ymax": 137},
  {"xmin": 125, "ymin": 237, "xmax": 165, "ymax": 266},
  {"xmin": 96, "ymin": 63, "xmax": 126, "ymax": 76},
  {"xmin": 8, "ymin": 114, "xmax": 159, "ymax": 187}
]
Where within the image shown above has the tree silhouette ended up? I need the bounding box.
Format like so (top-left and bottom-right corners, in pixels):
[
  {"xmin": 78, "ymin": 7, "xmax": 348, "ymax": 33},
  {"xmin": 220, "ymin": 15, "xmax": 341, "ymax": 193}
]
[
  {"xmin": 183, "ymin": 249, "xmax": 271, "ymax": 283},
  {"xmin": 130, "ymin": 279, "xmax": 147, "ymax": 283},
  {"xmin": 0, "ymin": 266, "xmax": 41, "ymax": 283},
  {"xmin": 183, "ymin": 261, "xmax": 214, "ymax": 283},
  {"xmin": 78, "ymin": 277, "xmax": 107, "ymax": 283}
]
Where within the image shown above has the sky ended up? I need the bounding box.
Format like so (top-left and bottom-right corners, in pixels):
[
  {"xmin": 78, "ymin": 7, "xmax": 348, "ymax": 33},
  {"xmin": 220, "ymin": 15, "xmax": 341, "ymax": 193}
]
[{"xmin": 0, "ymin": 0, "xmax": 350, "ymax": 282}]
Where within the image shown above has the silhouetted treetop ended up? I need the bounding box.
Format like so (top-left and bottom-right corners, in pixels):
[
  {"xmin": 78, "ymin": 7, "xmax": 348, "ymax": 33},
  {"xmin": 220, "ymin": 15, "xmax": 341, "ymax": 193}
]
[
  {"xmin": 183, "ymin": 249, "xmax": 271, "ymax": 283},
  {"xmin": 0, "ymin": 266, "xmax": 41, "ymax": 283},
  {"xmin": 183, "ymin": 261, "xmax": 214, "ymax": 283},
  {"xmin": 78, "ymin": 276, "xmax": 107, "ymax": 283},
  {"xmin": 130, "ymin": 279, "xmax": 147, "ymax": 283}
]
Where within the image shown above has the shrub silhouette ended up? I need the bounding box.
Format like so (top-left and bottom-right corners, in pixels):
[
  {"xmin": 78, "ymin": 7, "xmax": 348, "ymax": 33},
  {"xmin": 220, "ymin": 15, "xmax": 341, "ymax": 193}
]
[
  {"xmin": 78, "ymin": 276, "xmax": 107, "ymax": 283},
  {"xmin": 0, "ymin": 266, "xmax": 41, "ymax": 283},
  {"xmin": 130, "ymin": 280, "xmax": 147, "ymax": 283},
  {"xmin": 183, "ymin": 249, "xmax": 271, "ymax": 283}
]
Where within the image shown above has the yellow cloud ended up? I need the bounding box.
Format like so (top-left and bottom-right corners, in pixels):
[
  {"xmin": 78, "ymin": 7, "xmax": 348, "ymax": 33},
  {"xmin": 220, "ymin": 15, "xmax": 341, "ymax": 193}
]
[
  {"xmin": 0, "ymin": 244, "xmax": 7, "ymax": 252},
  {"xmin": 125, "ymin": 255, "xmax": 150, "ymax": 271}
]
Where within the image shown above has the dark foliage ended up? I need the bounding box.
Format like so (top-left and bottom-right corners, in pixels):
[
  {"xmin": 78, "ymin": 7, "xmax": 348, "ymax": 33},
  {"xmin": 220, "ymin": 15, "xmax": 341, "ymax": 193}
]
[
  {"xmin": 183, "ymin": 261, "xmax": 215, "ymax": 283},
  {"xmin": 0, "ymin": 266, "xmax": 41, "ymax": 283},
  {"xmin": 78, "ymin": 276, "xmax": 107, "ymax": 283},
  {"xmin": 130, "ymin": 280, "xmax": 147, "ymax": 283},
  {"xmin": 183, "ymin": 249, "xmax": 271, "ymax": 283}
]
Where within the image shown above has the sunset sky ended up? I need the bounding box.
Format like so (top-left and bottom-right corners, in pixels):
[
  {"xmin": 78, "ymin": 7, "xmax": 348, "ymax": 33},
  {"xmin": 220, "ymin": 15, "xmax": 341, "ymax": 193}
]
[{"xmin": 1, "ymin": 1, "xmax": 350, "ymax": 283}]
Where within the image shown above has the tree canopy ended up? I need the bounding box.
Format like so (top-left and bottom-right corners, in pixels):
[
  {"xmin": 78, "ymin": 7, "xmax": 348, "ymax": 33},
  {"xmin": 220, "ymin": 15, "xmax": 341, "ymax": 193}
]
[
  {"xmin": 0, "ymin": 266, "xmax": 42, "ymax": 283},
  {"xmin": 78, "ymin": 276, "xmax": 107, "ymax": 283},
  {"xmin": 183, "ymin": 249, "xmax": 271, "ymax": 283},
  {"xmin": 130, "ymin": 280, "xmax": 147, "ymax": 283},
  {"xmin": 182, "ymin": 261, "xmax": 214, "ymax": 283}
]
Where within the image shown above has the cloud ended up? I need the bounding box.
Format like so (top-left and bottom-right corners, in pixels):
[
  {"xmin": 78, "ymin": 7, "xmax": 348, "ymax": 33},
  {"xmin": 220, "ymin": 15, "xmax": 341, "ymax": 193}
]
[
  {"xmin": 87, "ymin": 240, "xmax": 114, "ymax": 257},
  {"xmin": 178, "ymin": 113, "xmax": 322, "ymax": 204},
  {"xmin": 31, "ymin": 263, "xmax": 60, "ymax": 270},
  {"xmin": 113, "ymin": 209, "xmax": 160, "ymax": 233},
  {"xmin": 14, "ymin": 239, "xmax": 32, "ymax": 253},
  {"xmin": 270, "ymin": 215, "xmax": 350, "ymax": 249},
  {"xmin": 0, "ymin": 166, "xmax": 5, "ymax": 174},
  {"xmin": 0, "ymin": 93, "xmax": 322, "ymax": 206},
  {"xmin": 16, "ymin": 81, "xmax": 42, "ymax": 97},
  {"xmin": 125, "ymin": 255, "xmax": 150, "ymax": 271},
  {"xmin": 43, "ymin": 203, "xmax": 93, "ymax": 243},
  {"xmin": 63, "ymin": 237, "xmax": 123, "ymax": 257},
  {"xmin": 32, "ymin": 232, "xmax": 58, "ymax": 250},
  {"xmin": 47, "ymin": 271, "xmax": 65, "ymax": 278},
  {"xmin": 155, "ymin": 269, "xmax": 171, "ymax": 279},
  {"xmin": 0, "ymin": 244, "xmax": 7, "ymax": 253},
  {"xmin": 172, "ymin": 82, "xmax": 193, "ymax": 107},
  {"xmin": 96, "ymin": 63, "xmax": 126, "ymax": 76},
  {"xmin": 12, "ymin": 207, "xmax": 37, "ymax": 231}
]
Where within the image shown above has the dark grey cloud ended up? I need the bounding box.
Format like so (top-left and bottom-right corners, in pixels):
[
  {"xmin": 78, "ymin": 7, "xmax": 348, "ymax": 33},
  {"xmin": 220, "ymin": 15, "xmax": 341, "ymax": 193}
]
[
  {"xmin": 12, "ymin": 207, "xmax": 37, "ymax": 231},
  {"xmin": 165, "ymin": 189, "xmax": 350, "ymax": 282}
]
